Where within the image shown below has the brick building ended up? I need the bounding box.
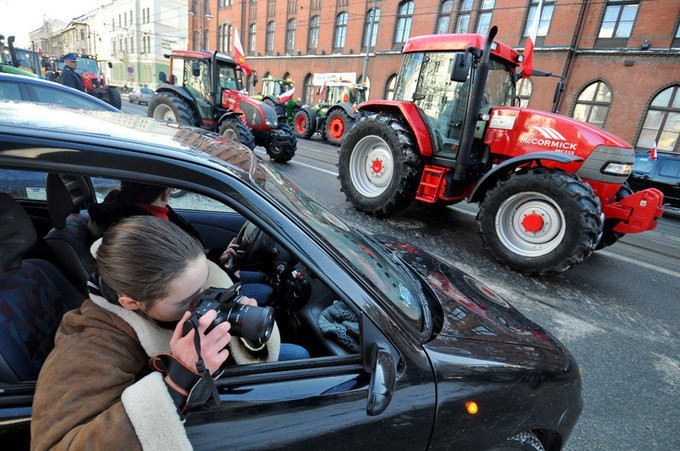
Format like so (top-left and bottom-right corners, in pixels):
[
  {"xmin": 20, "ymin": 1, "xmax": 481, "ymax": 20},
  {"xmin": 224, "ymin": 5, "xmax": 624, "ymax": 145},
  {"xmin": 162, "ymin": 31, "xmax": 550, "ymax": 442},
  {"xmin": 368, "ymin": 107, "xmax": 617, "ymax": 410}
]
[{"xmin": 190, "ymin": 0, "xmax": 680, "ymax": 153}]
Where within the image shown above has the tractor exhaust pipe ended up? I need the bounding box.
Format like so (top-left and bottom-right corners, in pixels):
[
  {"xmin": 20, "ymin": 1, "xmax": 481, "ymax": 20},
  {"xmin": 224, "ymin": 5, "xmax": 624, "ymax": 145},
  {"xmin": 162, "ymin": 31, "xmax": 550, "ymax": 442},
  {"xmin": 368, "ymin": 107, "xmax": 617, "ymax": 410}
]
[{"xmin": 452, "ymin": 26, "xmax": 497, "ymax": 185}]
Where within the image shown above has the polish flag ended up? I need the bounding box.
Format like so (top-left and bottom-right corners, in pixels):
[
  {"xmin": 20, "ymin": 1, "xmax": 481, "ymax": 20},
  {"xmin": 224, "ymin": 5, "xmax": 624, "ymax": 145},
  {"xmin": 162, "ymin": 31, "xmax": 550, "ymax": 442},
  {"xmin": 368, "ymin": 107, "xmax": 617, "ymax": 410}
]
[
  {"xmin": 521, "ymin": 0, "xmax": 544, "ymax": 79},
  {"xmin": 233, "ymin": 27, "xmax": 252, "ymax": 75},
  {"xmin": 316, "ymin": 79, "xmax": 326, "ymax": 95},
  {"xmin": 649, "ymin": 141, "xmax": 657, "ymax": 160},
  {"xmin": 277, "ymin": 87, "xmax": 295, "ymax": 103}
]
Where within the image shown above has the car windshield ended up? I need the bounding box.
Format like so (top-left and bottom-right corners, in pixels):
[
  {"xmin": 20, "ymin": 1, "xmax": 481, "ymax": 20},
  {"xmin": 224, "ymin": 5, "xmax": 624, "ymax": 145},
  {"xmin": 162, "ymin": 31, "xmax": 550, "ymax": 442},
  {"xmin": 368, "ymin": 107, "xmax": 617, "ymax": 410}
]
[
  {"xmin": 256, "ymin": 165, "xmax": 426, "ymax": 333},
  {"xmin": 140, "ymin": 88, "xmax": 154, "ymax": 95}
]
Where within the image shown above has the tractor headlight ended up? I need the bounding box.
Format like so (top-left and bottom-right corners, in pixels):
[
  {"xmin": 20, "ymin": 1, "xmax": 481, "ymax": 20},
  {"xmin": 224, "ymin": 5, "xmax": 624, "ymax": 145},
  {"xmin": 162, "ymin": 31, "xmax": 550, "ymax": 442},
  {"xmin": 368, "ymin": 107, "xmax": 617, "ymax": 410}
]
[
  {"xmin": 601, "ymin": 162, "xmax": 633, "ymax": 176},
  {"xmin": 265, "ymin": 117, "xmax": 278, "ymax": 128}
]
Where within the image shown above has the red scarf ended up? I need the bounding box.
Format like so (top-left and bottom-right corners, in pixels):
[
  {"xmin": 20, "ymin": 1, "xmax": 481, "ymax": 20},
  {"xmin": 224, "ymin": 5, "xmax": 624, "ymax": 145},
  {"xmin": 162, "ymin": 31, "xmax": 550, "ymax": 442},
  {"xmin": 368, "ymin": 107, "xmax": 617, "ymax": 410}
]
[{"xmin": 137, "ymin": 204, "xmax": 169, "ymax": 221}]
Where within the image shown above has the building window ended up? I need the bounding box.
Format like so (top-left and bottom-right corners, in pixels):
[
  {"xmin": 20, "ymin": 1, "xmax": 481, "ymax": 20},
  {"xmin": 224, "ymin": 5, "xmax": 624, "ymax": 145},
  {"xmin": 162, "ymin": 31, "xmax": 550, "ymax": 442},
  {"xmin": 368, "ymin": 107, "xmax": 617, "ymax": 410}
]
[
  {"xmin": 248, "ymin": 23, "xmax": 256, "ymax": 55},
  {"xmin": 572, "ymin": 81, "xmax": 612, "ymax": 128},
  {"xmin": 220, "ymin": 24, "xmax": 232, "ymax": 52},
  {"xmin": 522, "ymin": 1, "xmax": 555, "ymax": 45},
  {"xmin": 476, "ymin": 0, "xmax": 495, "ymax": 35},
  {"xmin": 638, "ymin": 85, "xmax": 680, "ymax": 152},
  {"xmin": 303, "ymin": 73, "xmax": 314, "ymax": 104},
  {"xmin": 597, "ymin": 0, "xmax": 639, "ymax": 47},
  {"xmin": 287, "ymin": 1, "xmax": 298, "ymax": 15},
  {"xmin": 455, "ymin": 0, "xmax": 473, "ymax": 33},
  {"xmin": 435, "ymin": 1, "xmax": 453, "ymax": 34},
  {"xmin": 266, "ymin": 21, "xmax": 275, "ymax": 54},
  {"xmin": 384, "ymin": 74, "xmax": 398, "ymax": 100},
  {"xmin": 516, "ymin": 78, "xmax": 532, "ymax": 107},
  {"xmin": 334, "ymin": 12, "xmax": 348, "ymax": 51},
  {"xmin": 267, "ymin": 0, "xmax": 276, "ymax": 17},
  {"xmin": 363, "ymin": 8, "xmax": 380, "ymax": 50},
  {"xmin": 286, "ymin": 19, "xmax": 296, "ymax": 54},
  {"xmin": 394, "ymin": 1, "xmax": 414, "ymax": 45},
  {"xmin": 308, "ymin": 15, "xmax": 320, "ymax": 50}
]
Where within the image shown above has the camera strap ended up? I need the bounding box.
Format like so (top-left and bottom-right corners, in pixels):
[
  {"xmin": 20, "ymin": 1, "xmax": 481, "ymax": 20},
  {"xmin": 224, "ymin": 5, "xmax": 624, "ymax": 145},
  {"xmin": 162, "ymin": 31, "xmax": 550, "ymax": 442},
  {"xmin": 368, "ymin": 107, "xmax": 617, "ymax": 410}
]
[{"xmin": 185, "ymin": 316, "xmax": 222, "ymax": 410}]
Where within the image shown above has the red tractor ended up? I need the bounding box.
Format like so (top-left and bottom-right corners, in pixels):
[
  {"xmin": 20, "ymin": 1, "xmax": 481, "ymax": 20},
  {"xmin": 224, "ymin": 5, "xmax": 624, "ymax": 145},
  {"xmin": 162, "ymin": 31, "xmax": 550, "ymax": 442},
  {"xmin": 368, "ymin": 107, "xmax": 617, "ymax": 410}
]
[
  {"xmin": 149, "ymin": 50, "xmax": 296, "ymax": 162},
  {"xmin": 339, "ymin": 27, "xmax": 664, "ymax": 274},
  {"xmin": 58, "ymin": 54, "xmax": 122, "ymax": 109}
]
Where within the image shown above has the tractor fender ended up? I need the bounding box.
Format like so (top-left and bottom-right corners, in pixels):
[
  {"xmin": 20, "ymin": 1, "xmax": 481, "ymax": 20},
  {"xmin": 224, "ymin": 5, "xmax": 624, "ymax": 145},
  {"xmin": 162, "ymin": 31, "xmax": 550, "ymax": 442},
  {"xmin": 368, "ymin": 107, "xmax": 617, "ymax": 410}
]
[
  {"xmin": 217, "ymin": 110, "xmax": 243, "ymax": 124},
  {"xmin": 327, "ymin": 102, "xmax": 357, "ymax": 119},
  {"xmin": 300, "ymin": 105, "xmax": 319, "ymax": 122},
  {"xmin": 469, "ymin": 151, "xmax": 584, "ymax": 203}
]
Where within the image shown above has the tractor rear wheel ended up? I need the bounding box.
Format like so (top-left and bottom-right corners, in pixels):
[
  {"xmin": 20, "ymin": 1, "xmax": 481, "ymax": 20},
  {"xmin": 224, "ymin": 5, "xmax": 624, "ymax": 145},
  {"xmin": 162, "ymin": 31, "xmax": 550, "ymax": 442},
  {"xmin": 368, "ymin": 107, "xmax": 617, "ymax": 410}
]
[
  {"xmin": 266, "ymin": 123, "xmax": 297, "ymax": 163},
  {"xmin": 325, "ymin": 109, "xmax": 355, "ymax": 146},
  {"xmin": 294, "ymin": 110, "xmax": 315, "ymax": 138},
  {"xmin": 478, "ymin": 168, "xmax": 603, "ymax": 274},
  {"xmin": 148, "ymin": 92, "xmax": 197, "ymax": 125},
  {"xmin": 338, "ymin": 113, "xmax": 422, "ymax": 217},
  {"xmin": 218, "ymin": 117, "xmax": 256, "ymax": 150},
  {"xmin": 595, "ymin": 182, "xmax": 633, "ymax": 249}
]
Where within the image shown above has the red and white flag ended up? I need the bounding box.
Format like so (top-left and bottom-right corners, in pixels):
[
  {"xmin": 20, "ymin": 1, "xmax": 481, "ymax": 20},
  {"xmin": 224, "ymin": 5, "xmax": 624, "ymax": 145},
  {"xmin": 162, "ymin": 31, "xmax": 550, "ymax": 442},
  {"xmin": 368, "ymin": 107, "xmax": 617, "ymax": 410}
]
[
  {"xmin": 521, "ymin": 0, "xmax": 544, "ymax": 79},
  {"xmin": 316, "ymin": 80, "xmax": 326, "ymax": 95},
  {"xmin": 277, "ymin": 87, "xmax": 295, "ymax": 103},
  {"xmin": 649, "ymin": 141, "xmax": 658, "ymax": 160},
  {"xmin": 233, "ymin": 27, "xmax": 252, "ymax": 75}
]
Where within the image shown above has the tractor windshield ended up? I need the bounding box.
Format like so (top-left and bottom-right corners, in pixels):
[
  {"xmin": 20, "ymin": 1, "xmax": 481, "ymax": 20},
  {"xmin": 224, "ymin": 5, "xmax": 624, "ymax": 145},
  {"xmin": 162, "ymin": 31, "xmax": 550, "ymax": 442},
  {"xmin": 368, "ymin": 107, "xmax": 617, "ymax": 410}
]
[
  {"xmin": 217, "ymin": 63, "xmax": 243, "ymax": 91},
  {"xmin": 75, "ymin": 57, "xmax": 99, "ymax": 75},
  {"xmin": 394, "ymin": 51, "xmax": 515, "ymax": 152}
]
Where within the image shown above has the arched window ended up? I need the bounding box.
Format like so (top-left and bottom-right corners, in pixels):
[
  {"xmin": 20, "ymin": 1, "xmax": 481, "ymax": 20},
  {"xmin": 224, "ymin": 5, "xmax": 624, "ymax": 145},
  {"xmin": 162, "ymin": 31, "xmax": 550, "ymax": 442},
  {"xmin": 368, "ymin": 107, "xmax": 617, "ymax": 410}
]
[
  {"xmin": 384, "ymin": 74, "xmax": 398, "ymax": 100},
  {"xmin": 455, "ymin": 0, "xmax": 473, "ymax": 33},
  {"xmin": 334, "ymin": 12, "xmax": 348, "ymax": 50},
  {"xmin": 363, "ymin": 8, "xmax": 381, "ymax": 50},
  {"xmin": 572, "ymin": 81, "xmax": 612, "ymax": 128},
  {"xmin": 266, "ymin": 21, "xmax": 275, "ymax": 55},
  {"xmin": 220, "ymin": 24, "xmax": 232, "ymax": 53},
  {"xmin": 436, "ymin": 1, "xmax": 453, "ymax": 34},
  {"xmin": 286, "ymin": 19, "xmax": 296, "ymax": 54},
  {"xmin": 308, "ymin": 16, "xmax": 320, "ymax": 51},
  {"xmin": 637, "ymin": 85, "xmax": 680, "ymax": 152},
  {"xmin": 303, "ymin": 73, "xmax": 314, "ymax": 104},
  {"xmin": 394, "ymin": 1, "xmax": 414, "ymax": 45},
  {"xmin": 476, "ymin": 0, "xmax": 495, "ymax": 35},
  {"xmin": 248, "ymin": 23, "xmax": 256, "ymax": 55},
  {"xmin": 516, "ymin": 78, "xmax": 532, "ymax": 108}
]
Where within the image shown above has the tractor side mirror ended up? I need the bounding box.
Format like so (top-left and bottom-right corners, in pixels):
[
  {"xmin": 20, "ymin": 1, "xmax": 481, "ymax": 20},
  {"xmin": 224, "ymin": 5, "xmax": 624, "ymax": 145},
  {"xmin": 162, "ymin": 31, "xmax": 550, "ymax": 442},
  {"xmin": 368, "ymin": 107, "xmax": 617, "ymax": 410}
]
[
  {"xmin": 451, "ymin": 52, "xmax": 472, "ymax": 82},
  {"xmin": 158, "ymin": 71, "xmax": 168, "ymax": 84},
  {"xmin": 107, "ymin": 61, "xmax": 113, "ymax": 69},
  {"xmin": 191, "ymin": 61, "xmax": 201, "ymax": 77},
  {"xmin": 252, "ymin": 73, "xmax": 259, "ymax": 87}
]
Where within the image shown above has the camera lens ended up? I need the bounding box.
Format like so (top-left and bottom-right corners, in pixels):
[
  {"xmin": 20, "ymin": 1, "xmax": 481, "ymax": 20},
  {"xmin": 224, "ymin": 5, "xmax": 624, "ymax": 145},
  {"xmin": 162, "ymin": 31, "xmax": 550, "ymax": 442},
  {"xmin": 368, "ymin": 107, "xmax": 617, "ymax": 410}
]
[{"xmin": 224, "ymin": 303, "xmax": 275, "ymax": 346}]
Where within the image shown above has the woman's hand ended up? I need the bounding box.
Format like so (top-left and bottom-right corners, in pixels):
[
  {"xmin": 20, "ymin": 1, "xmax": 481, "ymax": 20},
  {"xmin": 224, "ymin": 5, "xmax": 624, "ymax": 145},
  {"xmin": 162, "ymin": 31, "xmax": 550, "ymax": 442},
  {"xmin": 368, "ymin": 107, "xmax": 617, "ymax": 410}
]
[
  {"xmin": 238, "ymin": 296, "xmax": 258, "ymax": 307},
  {"xmin": 219, "ymin": 238, "xmax": 242, "ymax": 268},
  {"xmin": 170, "ymin": 310, "xmax": 231, "ymax": 374}
]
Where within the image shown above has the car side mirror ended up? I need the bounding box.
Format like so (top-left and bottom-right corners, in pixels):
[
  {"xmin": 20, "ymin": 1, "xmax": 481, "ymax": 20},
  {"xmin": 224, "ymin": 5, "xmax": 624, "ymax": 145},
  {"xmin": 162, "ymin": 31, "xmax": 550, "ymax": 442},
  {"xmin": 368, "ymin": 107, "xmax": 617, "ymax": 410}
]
[
  {"xmin": 366, "ymin": 345, "xmax": 396, "ymax": 416},
  {"xmin": 451, "ymin": 52, "xmax": 472, "ymax": 83},
  {"xmin": 191, "ymin": 61, "xmax": 201, "ymax": 77}
]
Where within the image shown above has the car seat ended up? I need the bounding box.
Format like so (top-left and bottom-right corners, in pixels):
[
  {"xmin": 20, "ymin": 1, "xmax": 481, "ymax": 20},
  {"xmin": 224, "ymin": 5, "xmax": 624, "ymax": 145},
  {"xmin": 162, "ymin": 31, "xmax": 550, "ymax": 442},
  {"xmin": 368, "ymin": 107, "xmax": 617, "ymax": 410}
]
[
  {"xmin": 0, "ymin": 193, "xmax": 84, "ymax": 382},
  {"xmin": 43, "ymin": 174, "xmax": 97, "ymax": 293}
]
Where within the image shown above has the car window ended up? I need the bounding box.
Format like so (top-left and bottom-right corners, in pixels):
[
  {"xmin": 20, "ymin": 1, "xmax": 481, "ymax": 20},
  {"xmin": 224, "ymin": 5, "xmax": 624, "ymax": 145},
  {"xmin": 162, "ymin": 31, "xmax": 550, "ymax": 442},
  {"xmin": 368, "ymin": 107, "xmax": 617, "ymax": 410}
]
[
  {"xmin": 141, "ymin": 88, "xmax": 154, "ymax": 95},
  {"xmin": 0, "ymin": 81, "xmax": 23, "ymax": 101},
  {"xmin": 27, "ymin": 85, "xmax": 107, "ymax": 110},
  {"xmin": 0, "ymin": 168, "xmax": 46, "ymax": 200},
  {"xmin": 169, "ymin": 191, "xmax": 234, "ymax": 213},
  {"xmin": 658, "ymin": 159, "xmax": 680, "ymax": 179},
  {"xmin": 633, "ymin": 155, "xmax": 654, "ymax": 175}
]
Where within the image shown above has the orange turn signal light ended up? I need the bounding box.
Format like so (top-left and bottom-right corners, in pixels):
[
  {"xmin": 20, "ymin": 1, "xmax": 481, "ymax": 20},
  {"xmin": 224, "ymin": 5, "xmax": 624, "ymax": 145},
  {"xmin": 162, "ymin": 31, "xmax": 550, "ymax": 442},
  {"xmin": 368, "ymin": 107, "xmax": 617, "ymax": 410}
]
[{"xmin": 465, "ymin": 401, "xmax": 479, "ymax": 415}]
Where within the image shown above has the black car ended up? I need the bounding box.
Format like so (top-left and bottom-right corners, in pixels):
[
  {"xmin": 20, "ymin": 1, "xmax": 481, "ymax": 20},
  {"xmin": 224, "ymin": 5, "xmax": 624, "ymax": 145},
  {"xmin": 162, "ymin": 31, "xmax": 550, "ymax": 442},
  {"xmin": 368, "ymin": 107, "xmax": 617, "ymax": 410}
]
[
  {"xmin": 0, "ymin": 73, "xmax": 119, "ymax": 111},
  {"xmin": 629, "ymin": 151, "xmax": 680, "ymax": 214},
  {"xmin": 0, "ymin": 103, "xmax": 582, "ymax": 450}
]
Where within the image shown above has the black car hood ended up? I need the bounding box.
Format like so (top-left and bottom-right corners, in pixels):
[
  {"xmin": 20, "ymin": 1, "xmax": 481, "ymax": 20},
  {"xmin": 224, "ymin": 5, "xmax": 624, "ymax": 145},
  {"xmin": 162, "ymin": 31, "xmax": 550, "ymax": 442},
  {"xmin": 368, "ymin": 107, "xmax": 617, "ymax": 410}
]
[{"xmin": 376, "ymin": 235, "xmax": 570, "ymax": 372}]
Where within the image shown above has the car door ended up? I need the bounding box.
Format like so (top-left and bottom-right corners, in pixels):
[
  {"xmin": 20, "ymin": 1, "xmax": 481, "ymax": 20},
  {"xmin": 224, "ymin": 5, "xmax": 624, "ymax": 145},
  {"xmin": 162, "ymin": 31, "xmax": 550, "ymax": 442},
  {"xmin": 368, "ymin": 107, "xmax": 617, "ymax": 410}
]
[{"xmin": 185, "ymin": 315, "xmax": 436, "ymax": 450}]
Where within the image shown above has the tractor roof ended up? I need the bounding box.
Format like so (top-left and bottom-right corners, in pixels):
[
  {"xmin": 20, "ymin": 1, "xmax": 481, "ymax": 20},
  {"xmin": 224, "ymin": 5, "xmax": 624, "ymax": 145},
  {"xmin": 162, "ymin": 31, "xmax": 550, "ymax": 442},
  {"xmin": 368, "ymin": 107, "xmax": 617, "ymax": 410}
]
[
  {"xmin": 403, "ymin": 33, "xmax": 520, "ymax": 66},
  {"xmin": 168, "ymin": 50, "xmax": 237, "ymax": 65}
]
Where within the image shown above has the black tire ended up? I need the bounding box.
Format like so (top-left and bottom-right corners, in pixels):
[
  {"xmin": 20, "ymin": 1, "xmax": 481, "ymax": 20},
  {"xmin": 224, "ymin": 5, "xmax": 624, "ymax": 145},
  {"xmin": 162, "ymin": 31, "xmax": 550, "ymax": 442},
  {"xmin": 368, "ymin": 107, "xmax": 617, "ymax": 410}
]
[
  {"xmin": 595, "ymin": 182, "xmax": 633, "ymax": 249},
  {"xmin": 148, "ymin": 92, "xmax": 197, "ymax": 125},
  {"xmin": 477, "ymin": 168, "xmax": 603, "ymax": 274},
  {"xmin": 218, "ymin": 117, "xmax": 256, "ymax": 150},
  {"xmin": 266, "ymin": 123, "xmax": 297, "ymax": 163},
  {"xmin": 338, "ymin": 113, "xmax": 422, "ymax": 217},
  {"xmin": 325, "ymin": 108, "xmax": 355, "ymax": 146},
  {"xmin": 294, "ymin": 110, "xmax": 315, "ymax": 138},
  {"xmin": 488, "ymin": 431, "xmax": 545, "ymax": 451},
  {"xmin": 106, "ymin": 86, "xmax": 122, "ymax": 109}
]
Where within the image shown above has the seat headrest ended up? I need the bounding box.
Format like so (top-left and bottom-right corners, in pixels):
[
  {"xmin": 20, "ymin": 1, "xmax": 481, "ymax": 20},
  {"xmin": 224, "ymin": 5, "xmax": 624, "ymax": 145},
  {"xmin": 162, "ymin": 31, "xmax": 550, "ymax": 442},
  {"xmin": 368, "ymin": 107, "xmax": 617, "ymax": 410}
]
[
  {"xmin": 0, "ymin": 193, "xmax": 37, "ymax": 272},
  {"xmin": 47, "ymin": 174, "xmax": 93, "ymax": 229}
]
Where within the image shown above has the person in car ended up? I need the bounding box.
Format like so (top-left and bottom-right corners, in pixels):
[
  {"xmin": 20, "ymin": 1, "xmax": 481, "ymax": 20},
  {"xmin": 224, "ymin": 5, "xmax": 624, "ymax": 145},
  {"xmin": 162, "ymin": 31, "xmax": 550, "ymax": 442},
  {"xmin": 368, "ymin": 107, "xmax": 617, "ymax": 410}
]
[
  {"xmin": 60, "ymin": 53, "xmax": 85, "ymax": 92},
  {"xmin": 32, "ymin": 216, "xmax": 267, "ymax": 449},
  {"xmin": 88, "ymin": 182, "xmax": 274, "ymax": 305}
]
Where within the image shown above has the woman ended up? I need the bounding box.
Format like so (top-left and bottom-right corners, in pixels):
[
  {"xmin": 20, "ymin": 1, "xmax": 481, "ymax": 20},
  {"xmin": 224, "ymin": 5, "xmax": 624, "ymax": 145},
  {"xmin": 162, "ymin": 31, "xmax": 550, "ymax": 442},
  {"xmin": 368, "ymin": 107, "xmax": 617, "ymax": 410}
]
[{"xmin": 31, "ymin": 216, "xmax": 277, "ymax": 450}]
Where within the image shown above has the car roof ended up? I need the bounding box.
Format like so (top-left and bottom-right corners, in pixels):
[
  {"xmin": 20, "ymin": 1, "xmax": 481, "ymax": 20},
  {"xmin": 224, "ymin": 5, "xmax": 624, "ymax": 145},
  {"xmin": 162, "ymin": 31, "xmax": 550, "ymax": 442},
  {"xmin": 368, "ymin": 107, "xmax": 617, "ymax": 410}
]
[{"xmin": 0, "ymin": 73, "xmax": 118, "ymax": 111}]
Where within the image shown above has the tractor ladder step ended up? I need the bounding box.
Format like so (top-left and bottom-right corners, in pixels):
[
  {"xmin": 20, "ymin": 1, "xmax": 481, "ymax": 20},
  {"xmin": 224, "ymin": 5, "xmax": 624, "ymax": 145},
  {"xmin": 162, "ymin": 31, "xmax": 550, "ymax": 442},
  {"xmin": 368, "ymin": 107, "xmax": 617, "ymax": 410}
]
[{"xmin": 416, "ymin": 166, "xmax": 448, "ymax": 203}]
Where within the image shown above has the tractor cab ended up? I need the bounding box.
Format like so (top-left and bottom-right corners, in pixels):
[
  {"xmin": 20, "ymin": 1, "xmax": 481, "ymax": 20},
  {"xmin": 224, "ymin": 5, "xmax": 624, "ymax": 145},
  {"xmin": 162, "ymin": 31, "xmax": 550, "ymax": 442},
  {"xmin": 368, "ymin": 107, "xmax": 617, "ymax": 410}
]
[
  {"xmin": 326, "ymin": 83, "xmax": 367, "ymax": 108},
  {"xmin": 260, "ymin": 77, "xmax": 293, "ymax": 98}
]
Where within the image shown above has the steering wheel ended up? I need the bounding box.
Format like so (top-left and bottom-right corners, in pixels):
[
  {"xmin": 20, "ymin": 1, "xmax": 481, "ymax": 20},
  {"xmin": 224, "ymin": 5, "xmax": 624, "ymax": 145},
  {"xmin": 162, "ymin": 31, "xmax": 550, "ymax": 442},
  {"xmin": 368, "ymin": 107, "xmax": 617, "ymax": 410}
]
[{"xmin": 231, "ymin": 220, "xmax": 272, "ymax": 271}]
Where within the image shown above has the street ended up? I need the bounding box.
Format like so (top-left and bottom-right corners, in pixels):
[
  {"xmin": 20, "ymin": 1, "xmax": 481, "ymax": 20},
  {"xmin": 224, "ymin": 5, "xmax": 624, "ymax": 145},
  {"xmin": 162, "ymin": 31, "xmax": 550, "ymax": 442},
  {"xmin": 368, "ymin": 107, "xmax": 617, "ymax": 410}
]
[{"xmin": 121, "ymin": 102, "xmax": 680, "ymax": 450}]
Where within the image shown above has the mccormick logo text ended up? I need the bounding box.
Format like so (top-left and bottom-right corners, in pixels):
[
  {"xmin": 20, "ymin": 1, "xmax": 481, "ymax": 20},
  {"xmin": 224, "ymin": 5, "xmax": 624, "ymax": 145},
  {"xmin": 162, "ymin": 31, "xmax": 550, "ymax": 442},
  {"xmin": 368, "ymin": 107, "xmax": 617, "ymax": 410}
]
[{"xmin": 519, "ymin": 126, "xmax": 577, "ymax": 153}]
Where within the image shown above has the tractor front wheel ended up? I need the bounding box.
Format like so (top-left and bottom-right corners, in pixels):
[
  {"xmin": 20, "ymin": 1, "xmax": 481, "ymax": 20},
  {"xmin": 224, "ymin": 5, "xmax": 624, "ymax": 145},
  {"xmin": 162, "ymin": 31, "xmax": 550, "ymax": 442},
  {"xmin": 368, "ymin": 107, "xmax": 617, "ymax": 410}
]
[
  {"xmin": 265, "ymin": 123, "xmax": 297, "ymax": 163},
  {"xmin": 294, "ymin": 110, "xmax": 315, "ymax": 138},
  {"xmin": 148, "ymin": 92, "xmax": 196, "ymax": 125},
  {"xmin": 595, "ymin": 182, "xmax": 633, "ymax": 250},
  {"xmin": 478, "ymin": 168, "xmax": 603, "ymax": 274},
  {"xmin": 325, "ymin": 109, "xmax": 355, "ymax": 146},
  {"xmin": 218, "ymin": 117, "xmax": 256, "ymax": 150},
  {"xmin": 338, "ymin": 113, "xmax": 422, "ymax": 217}
]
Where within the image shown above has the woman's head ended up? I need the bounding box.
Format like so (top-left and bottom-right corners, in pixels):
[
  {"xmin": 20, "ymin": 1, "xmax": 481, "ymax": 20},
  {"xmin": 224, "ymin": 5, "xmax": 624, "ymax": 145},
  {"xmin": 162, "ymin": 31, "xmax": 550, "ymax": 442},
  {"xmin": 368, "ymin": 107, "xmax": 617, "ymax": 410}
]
[
  {"xmin": 120, "ymin": 182, "xmax": 169, "ymax": 206},
  {"xmin": 96, "ymin": 216, "xmax": 208, "ymax": 321}
]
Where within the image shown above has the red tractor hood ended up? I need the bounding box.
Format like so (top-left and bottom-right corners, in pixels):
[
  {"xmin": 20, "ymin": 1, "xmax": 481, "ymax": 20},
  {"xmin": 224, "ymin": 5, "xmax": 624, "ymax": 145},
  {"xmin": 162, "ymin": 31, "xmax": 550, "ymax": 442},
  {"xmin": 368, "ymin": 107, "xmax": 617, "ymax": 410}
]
[{"xmin": 485, "ymin": 106, "xmax": 633, "ymax": 161}]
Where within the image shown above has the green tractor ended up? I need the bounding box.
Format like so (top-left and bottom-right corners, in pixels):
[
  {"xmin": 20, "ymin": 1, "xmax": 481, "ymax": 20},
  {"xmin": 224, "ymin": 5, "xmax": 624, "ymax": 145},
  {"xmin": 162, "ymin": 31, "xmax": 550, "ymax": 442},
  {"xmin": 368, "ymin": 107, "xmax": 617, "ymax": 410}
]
[
  {"xmin": 294, "ymin": 80, "xmax": 366, "ymax": 146},
  {"xmin": 0, "ymin": 35, "xmax": 38, "ymax": 77},
  {"xmin": 254, "ymin": 77, "xmax": 300, "ymax": 126}
]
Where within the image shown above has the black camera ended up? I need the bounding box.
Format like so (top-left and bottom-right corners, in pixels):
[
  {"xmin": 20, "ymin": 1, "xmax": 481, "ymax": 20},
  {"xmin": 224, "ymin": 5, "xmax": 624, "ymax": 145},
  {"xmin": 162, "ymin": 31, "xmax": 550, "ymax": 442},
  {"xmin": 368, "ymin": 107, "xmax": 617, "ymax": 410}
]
[{"xmin": 183, "ymin": 284, "xmax": 275, "ymax": 346}]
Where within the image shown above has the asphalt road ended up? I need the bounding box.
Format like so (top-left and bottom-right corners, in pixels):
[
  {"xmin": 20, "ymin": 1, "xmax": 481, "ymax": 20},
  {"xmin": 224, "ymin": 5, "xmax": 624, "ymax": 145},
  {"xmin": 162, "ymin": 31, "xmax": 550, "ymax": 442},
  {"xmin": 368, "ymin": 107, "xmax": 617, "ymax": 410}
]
[{"xmin": 121, "ymin": 102, "xmax": 679, "ymax": 449}]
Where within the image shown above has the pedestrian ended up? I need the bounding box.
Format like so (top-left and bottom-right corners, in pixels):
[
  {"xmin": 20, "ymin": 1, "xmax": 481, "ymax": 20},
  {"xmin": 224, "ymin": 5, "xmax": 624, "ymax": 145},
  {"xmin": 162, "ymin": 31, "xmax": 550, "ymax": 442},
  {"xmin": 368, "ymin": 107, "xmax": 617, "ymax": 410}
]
[{"xmin": 60, "ymin": 53, "xmax": 85, "ymax": 92}]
